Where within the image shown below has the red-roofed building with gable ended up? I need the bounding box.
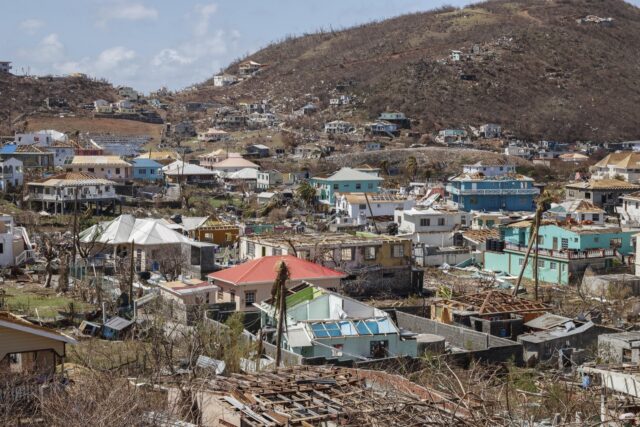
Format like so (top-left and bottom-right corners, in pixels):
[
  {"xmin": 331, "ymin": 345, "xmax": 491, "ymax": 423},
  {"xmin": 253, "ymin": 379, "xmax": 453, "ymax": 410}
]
[{"xmin": 207, "ymin": 256, "xmax": 347, "ymax": 311}]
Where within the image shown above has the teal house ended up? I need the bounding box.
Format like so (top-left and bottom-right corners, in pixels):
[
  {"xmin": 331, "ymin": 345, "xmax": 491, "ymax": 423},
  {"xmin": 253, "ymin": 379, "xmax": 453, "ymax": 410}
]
[
  {"xmin": 311, "ymin": 167, "xmax": 383, "ymax": 205},
  {"xmin": 484, "ymin": 222, "xmax": 635, "ymax": 285},
  {"xmin": 131, "ymin": 159, "xmax": 163, "ymax": 182}
]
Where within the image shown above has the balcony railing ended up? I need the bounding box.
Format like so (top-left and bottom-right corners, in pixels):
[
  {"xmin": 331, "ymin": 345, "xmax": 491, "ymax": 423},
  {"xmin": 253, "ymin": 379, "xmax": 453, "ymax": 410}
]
[
  {"xmin": 27, "ymin": 192, "xmax": 115, "ymax": 201},
  {"xmin": 504, "ymin": 242, "xmax": 617, "ymax": 259},
  {"xmin": 447, "ymin": 186, "xmax": 540, "ymax": 196}
]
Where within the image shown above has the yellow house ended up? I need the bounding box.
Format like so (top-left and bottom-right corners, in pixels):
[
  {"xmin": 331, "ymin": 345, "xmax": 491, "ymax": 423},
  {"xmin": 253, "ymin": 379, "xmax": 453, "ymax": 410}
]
[{"xmin": 0, "ymin": 312, "xmax": 77, "ymax": 376}]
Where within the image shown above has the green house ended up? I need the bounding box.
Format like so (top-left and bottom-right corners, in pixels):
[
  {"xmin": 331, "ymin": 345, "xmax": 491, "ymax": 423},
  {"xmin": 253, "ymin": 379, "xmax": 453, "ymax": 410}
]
[
  {"xmin": 310, "ymin": 167, "xmax": 383, "ymax": 205},
  {"xmin": 484, "ymin": 222, "xmax": 635, "ymax": 285}
]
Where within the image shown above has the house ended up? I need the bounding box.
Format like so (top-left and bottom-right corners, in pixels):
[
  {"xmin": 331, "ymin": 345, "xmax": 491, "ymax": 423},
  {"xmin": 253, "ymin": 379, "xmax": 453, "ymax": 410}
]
[
  {"xmin": 27, "ymin": 172, "xmax": 120, "ymax": 215},
  {"xmin": 131, "ymin": 159, "xmax": 163, "ymax": 182},
  {"xmin": 162, "ymin": 160, "xmax": 218, "ymax": 184},
  {"xmin": 49, "ymin": 141, "xmax": 76, "ymax": 167},
  {"xmin": 157, "ymin": 278, "xmax": 219, "ymax": 323},
  {"xmin": 0, "ymin": 215, "xmax": 33, "ymax": 267},
  {"xmin": 198, "ymin": 149, "xmax": 234, "ymax": 168},
  {"xmin": 293, "ymin": 143, "xmax": 329, "ymax": 159},
  {"xmin": 255, "ymin": 283, "xmax": 417, "ymax": 359},
  {"xmin": 558, "ymin": 153, "xmax": 589, "ymax": 163},
  {"xmin": 247, "ymin": 112, "xmax": 276, "ymax": 128},
  {"xmin": 79, "ymin": 214, "xmax": 216, "ymax": 276},
  {"xmin": 299, "ymin": 103, "xmax": 318, "ymax": 115},
  {"xmin": 113, "ymin": 99, "xmax": 135, "ymax": 114},
  {"xmin": 207, "ymin": 256, "xmax": 346, "ymax": 312},
  {"xmin": 0, "ymin": 61, "xmax": 12, "ymax": 73},
  {"xmin": 13, "ymin": 130, "xmax": 67, "ymax": 146},
  {"xmin": 617, "ymin": 191, "xmax": 640, "ymax": 226},
  {"xmin": 579, "ymin": 364, "xmax": 640, "ymax": 423},
  {"xmin": 67, "ymin": 155, "xmax": 131, "ymax": 180},
  {"xmin": 329, "ymin": 95, "xmax": 352, "ymax": 106},
  {"xmin": 101, "ymin": 316, "xmax": 135, "ymax": 340},
  {"xmin": 176, "ymin": 216, "xmax": 239, "ymax": 247},
  {"xmin": 197, "ymin": 128, "xmax": 230, "ymax": 142},
  {"xmin": 378, "ymin": 111, "xmax": 411, "ymax": 128},
  {"xmin": 239, "ymin": 232, "xmax": 413, "ymax": 296},
  {"xmin": 245, "ymin": 144, "xmax": 270, "ymax": 158},
  {"xmin": 87, "ymin": 134, "xmax": 150, "ymax": 157},
  {"xmin": 209, "ymin": 156, "xmax": 260, "ymax": 174},
  {"xmin": 213, "ymin": 74, "xmax": 237, "ymax": 87},
  {"xmin": 591, "ymin": 151, "xmax": 640, "ymax": 183},
  {"xmin": 504, "ymin": 144, "xmax": 533, "ymax": 159},
  {"xmin": 450, "ymin": 50, "xmax": 462, "ymax": 61},
  {"xmin": 256, "ymin": 169, "xmax": 283, "ymax": 189},
  {"xmin": 565, "ymin": 179, "xmax": 640, "ymax": 213},
  {"xmin": 224, "ymin": 168, "xmax": 259, "ymax": 190},
  {"xmin": 484, "ymin": 221, "xmax": 636, "ymax": 285},
  {"xmin": 544, "ymin": 200, "xmax": 606, "ymax": 225},
  {"xmin": 0, "ymin": 145, "xmax": 54, "ymax": 170},
  {"xmin": 436, "ymin": 129, "xmax": 469, "ymax": 145},
  {"xmin": 395, "ymin": 207, "xmax": 469, "ymax": 245},
  {"xmin": 480, "ymin": 123, "xmax": 501, "ymax": 138},
  {"xmin": 311, "ymin": 167, "xmax": 384, "ymax": 205},
  {"xmin": 324, "ymin": 120, "xmax": 355, "ymax": 134},
  {"xmin": 430, "ymin": 290, "xmax": 550, "ymax": 340},
  {"xmin": 364, "ymin": 141, "xmax": 383, "ymax": 151},
  {"xmin": 446, "ymin": 163, "xmax": 539, "ymax": 212},
  {"xmin": 0, "ymin": 311, "xmax": 76, "ymax": 378},
  {"xmin": 238, "ymin": 60, "xmax": 263, "ymax": 76},
  {"xmin": 336, "ymin": 193, "xmax": 415, "ymax": 226},
  {"xmin": 365, "ymin": 121, "xmax": 399, "ymax": 137},
  {"xmin": 0, "ymin": 158, "xmax": 23, "ymax": 191},
  {"xmin": 94, "ymin": 99, "xmax": 112, "ymax": 113}
]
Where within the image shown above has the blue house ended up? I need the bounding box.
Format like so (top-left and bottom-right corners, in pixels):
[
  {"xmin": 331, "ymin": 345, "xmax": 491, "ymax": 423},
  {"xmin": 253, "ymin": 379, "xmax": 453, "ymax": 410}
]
[
  {"xmin": 446, "ymin": 163, "xmax": 539, "ymax": 212},
  {"xmin": 484, "ymin": 221, "xmax": 635, "ymax": 285},
  {"xmin": 131, "ymin": 158, "xmax": 163, "ymax": 182},
  {"xmin": 311, "ymin": 167, "xmax": 383, "ymax": 205}
]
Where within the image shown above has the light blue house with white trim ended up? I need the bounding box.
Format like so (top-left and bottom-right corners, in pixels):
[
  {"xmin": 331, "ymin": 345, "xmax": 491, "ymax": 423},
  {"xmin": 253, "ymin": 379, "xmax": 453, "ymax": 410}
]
[
  {"xmin": 484, "ymin": 221, "xmax": 636, "ymax": 285},
  {"xmin": 311, "ymin": 167, "xmax": 383, "ymax": 205},
  {"xmin": 447, "ymin": 163, "xmax": 539, "ymax": 212},
  {"xmin": 131, "ymin": 159, "xmax": 163, "ymax": 182}
]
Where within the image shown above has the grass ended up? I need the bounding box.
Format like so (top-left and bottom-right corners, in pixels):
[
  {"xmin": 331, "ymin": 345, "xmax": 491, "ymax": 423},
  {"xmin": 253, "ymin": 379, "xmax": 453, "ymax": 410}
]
[
  {"xmin": 2, "ymin": 283, "xmax": 93, "ymax": 318},
  {"xmin": 209, "ymin": 196, "xmax": 243, "ymax": 209}
]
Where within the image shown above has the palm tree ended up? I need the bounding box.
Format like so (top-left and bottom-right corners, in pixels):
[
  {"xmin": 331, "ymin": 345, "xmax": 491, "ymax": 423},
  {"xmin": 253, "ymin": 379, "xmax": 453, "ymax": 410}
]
[
  {"xmin": 406, "ymin": 156, "xmax": 418, "ymax": 181},
  {"xmin": 296, "ymin": 181, "xmax": 316, "ymax": 209},
  {"xmin": 513, "ymin": 191, "xmax": 554, "ymax": 299}
]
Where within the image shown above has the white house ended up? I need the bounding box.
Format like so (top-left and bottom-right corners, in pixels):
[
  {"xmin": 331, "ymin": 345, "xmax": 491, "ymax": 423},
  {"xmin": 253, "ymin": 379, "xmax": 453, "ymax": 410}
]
[
  {"xmin": 14, "ymin": 130, "xmax": 67, "ymax": 146},
  {"xmin": 450, "ymin": 50, "xmax": 463, "ymax": 61},
  {"xmin": 0, "ymin": 214, "xmax": 33, "ymax": 267},
  {"xmin": 213, "ymin": 74, "xmax": 238, "ymax": 87},
  {"xmin": 238, "ymin": 60, "xmax": 263, "ymax": 76},
  {"xmin": 0, "ymin": 158, "xmax": 23, "ymax": 191},
  {"xmin": 113, "ymin": 100, "xmax": 135, "ymax": 114},
  {"xmin": 335, "ymin": 193, "xmax": 415, "ymax": 226},
  {"xmin": 480, "ymin": 123, "xmax": 501, "ymax": 138},
  {"xmin": 324, "ymin": 120, "xmax": 355, "ymax": 134},
  {"xmin": 504, "ymin": 144, "xmax": 533, "ymax": 159},
  {"xmin": 591, "ymin": 152, "xmax": 640, "ymax": 183},
  {"xmin": 395, "ymin": 207, "xmax": 468, "ymax": 245},
  {"xmin": 94, "ymin": 99, "xmax": 113, "ymax": 113},
  {"xmin": 256, "ymin": 170, "xmax": 283, "ymax": 190},
  {"xmin": 545, "ymin": 200, "xmax": 605, "ymax": 225},
  {"xmin": 0, "ymin": 61, "xmax": 12, "ymax": 73},
  {"xmin": 617, "ymin": 192, "xmax": 640, "ymax": 226},
  {"xmin": 197, "ymin": 128, "xmax": 230, "ymax": 142},
  {"xmin": 462, "ymin": 162, "xmax": 515, "ymax": 177}
]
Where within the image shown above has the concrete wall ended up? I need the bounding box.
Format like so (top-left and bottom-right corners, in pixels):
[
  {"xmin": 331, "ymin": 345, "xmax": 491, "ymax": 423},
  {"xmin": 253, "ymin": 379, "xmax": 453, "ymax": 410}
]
[{"xmin": 395, "ymin": 311, "xmax": 523, "ymax": 364}]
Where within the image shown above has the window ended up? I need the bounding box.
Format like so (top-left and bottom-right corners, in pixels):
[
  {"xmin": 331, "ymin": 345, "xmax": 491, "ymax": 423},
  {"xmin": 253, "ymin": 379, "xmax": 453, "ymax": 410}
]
[
  {"xmin": 115, "ymin": 168, "xmax": 121, "ymax": 174},
  {"xmin": 550, "ymin": 262, "xmax": 557, "ymax": 270},
  {"xmin": 245, "ymin": 291, "xmax": 256, "ymax": 307},
  {"xmin": 594, "ymin": 237, "xmax": 599, "ymax": 243},
  {"xmin": 206, "ymin": 292, "xmax": 210, "ymax": 304},
  {"xmin": 217, "ymin": 288, "xmax": 223, "ymax": 299},
  {"xmin": 0, "ymin": 243, "xmax": 4, "ymax": 254},
  {"xmin": 437, "ymin": 218, "xmax": 445, "ymax": 226},
  {"xmin": 355, "ymin": 183, "xmax": 361, "ymax": 190},
  {"xmin": 140, "ymin": 169, "xmax": 146, "ymax": 174},
  {"xmin": 365, "ymin": 246, "xmax": 376, "ymax": 260},
  {"xmin": 230, "ymin": 290, "xmax": 236, "ymax": 300},
  {"xmin": 88, "ymin": 168, "xmax": 94, "ymax": 173},
  {"xmin": 537, "ymin": 259, "xmax": 545, "ymax": 268},
  {"xmin": 247, "ymin": 242, "xmax": 255, "ymax": 257},
  {"xmin": 538, "ymin": 236, "xmax": 544, "ymax": 245},
  {"xmin": 592, "ymin": 214, "xmax": 600, "ymax": 222},
  {"xmin": 392, "ymin": 244, "xmax": 404, "ymax": 258},
  {"xmin": 324, "ymin": 250, "xmax": 334, "ymax": 261},
  {"xmin": 367, "ymin": 183, "xmax": 374, "ymax": 189},
  {"xmin": 370, "ymin": 340, "xmax": 389, "ymax": 358},
  {"xmin": 359, "ymin": 204, "xmax": 367, "ymax": 210},
  {"xmin": 561, "ymin": 238, "xmax": 568, "ymax": 249},
  {"xmin": 273, "ymin": 248, "xmax": 282, "ymax": 256},
  {"xmin": 610, "ymin": 238, "xmax": 622, "ymax": 248},
  {"xmin": 341, "ymin": 247, "xmax": 354, "ymax": 261},
  {"xmin": 333, "ymin": 184, "xmax": 339, "ymax": 190},
  {"xmin": 298, "ymin": 250, "xmax": 310, "ymax": 260},
  {"xmin": 420, "ymin": 218, "xmax": 430, "ymax": 227},
  {"xmin": 518, "ymin": 258, "xmax": 524, "ymax": 266}
]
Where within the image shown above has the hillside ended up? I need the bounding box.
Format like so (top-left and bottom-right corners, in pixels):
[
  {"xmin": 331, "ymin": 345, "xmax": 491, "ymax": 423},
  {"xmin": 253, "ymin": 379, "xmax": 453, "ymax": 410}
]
[
  {"xmin": 0, "ymin": 73, "xmax": 117, "ymax": 135},
  {"xmin": 195, "ymin": 0, "xmax": 640, "ymax": 142}
]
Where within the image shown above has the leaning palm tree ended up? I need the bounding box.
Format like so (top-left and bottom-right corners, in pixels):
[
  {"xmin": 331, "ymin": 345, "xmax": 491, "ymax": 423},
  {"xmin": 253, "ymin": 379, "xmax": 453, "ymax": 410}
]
[
  {"xmin": 271, "ymin": 261, "xmax": 290, "ymax": 367},
  {"xmin": 513, "ymin": 191, "xmax": 554, "ymax": 300},
  {"xmin": 296, "ymin": 180, "xmax": 316, "ymax": 209}
]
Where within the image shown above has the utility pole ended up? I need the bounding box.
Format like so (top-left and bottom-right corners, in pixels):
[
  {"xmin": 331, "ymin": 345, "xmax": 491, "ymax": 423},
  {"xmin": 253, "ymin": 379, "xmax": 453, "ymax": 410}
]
[
  {"xmin": 129, "ymin": 239, "xmax": 135, "ymax": 311},
  {"xmin": 71, "ymin": 186, "xmax": 78, "ymax": 278}
]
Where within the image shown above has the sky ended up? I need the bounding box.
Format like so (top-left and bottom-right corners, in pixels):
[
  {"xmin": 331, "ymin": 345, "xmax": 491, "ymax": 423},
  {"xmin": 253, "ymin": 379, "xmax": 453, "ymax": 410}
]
[
  {"xmin": 0, "ymin": 0, "xmax": 478, "ymax": 93},
  {"xmin": 2, "ymin": 1, "xmax": 639, "ymax": 93}
]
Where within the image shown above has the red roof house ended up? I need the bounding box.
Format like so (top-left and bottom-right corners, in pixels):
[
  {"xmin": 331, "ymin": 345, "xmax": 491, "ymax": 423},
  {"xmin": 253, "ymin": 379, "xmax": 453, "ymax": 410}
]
[{"xmin": 208, "ymin": 256, "xmax": 346, "ymax": 311}]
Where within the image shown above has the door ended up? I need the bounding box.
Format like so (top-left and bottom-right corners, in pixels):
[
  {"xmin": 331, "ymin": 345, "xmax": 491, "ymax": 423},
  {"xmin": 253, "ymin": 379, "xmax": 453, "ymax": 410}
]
[{"xmin": 553, "ymin": 237, "xmax": 558, "ymax": 250}]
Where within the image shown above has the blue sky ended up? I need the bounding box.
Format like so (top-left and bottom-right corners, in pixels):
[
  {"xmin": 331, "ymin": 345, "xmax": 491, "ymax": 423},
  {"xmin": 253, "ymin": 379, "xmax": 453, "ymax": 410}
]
[{"xmin": 1, "ymin": 1, "xmax": 637, "ymax": 93}]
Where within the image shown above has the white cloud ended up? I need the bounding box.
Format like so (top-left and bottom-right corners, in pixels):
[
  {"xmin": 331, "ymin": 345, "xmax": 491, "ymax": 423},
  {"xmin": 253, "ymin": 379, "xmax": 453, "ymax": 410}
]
[
  {"xmin": 53, "ymin": 47, "xmax": 139, "ymax": 81},
  {"xmin": 18, "ymin": 33, "xmax": 65, "ymax": 63},
  {"xmin": 152, "ymin": 48, "xmax": 192, "ymax": 67},
  {"xmin": 19, "ymin": 19, "xmax": 44, "ymax": 35},
  {"xmin": 193, "ymin": 3, "xmax": 218, "ymax": 37},
  {"xmin": 97, "ymin": 2, "xmax": 158, "ymax": 27}
]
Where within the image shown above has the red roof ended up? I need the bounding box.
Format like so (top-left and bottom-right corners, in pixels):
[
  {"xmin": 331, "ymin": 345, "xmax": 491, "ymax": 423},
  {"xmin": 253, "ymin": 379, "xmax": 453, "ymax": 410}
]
[{"xmin": 207, "ymin": 256, "xmax": 346, "ymax": 286}]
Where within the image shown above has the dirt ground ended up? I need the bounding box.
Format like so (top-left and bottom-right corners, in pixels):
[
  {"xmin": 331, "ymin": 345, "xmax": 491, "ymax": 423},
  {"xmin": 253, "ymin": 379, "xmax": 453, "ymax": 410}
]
[{"xmin": 26, "ymin": 115, "xmax": 164, "ymax": 142}]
